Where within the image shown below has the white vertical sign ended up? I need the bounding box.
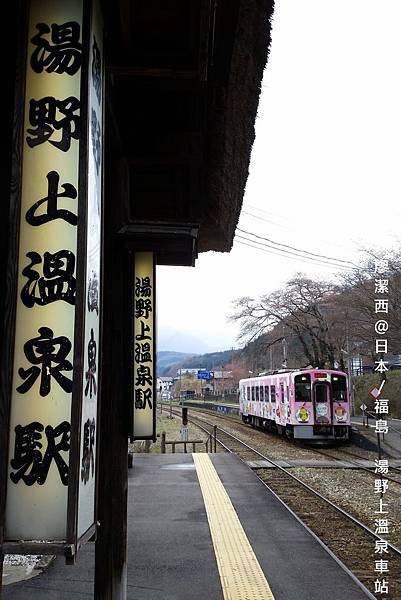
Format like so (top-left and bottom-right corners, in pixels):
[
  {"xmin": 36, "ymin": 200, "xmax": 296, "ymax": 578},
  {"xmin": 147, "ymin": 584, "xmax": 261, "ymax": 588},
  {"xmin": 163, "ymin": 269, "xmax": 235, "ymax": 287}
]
[
  {"xmin": 77, "ymin": 0, "xmax": 103, "ymax": 538},
  {"xmin": 6, "ymin": 0, "xmax": 83, "ymax": 540}
]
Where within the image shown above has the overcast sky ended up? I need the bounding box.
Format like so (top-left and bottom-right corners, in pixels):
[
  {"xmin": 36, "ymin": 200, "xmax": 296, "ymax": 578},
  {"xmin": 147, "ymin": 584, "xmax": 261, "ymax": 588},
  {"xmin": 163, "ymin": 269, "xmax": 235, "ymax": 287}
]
[{"xmin": 157, "ymin": 0, "xmax": 401, "ymax": 355}]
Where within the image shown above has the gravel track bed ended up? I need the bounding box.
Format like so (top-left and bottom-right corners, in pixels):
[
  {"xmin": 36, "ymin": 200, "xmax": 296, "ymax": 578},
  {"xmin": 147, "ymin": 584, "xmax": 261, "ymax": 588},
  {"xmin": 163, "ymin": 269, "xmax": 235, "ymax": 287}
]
[
  {"xmin": 257, "ymin": 468, "xmax": 401, "ymax": 599},
  {"xmin": 288, "ymin": 467, "xmax": 401, "ymax": 549}
]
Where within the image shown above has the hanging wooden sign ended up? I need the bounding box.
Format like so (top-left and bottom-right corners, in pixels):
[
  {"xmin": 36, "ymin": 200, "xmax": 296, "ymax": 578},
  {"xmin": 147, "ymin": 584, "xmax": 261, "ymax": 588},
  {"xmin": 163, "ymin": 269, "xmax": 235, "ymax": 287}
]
[{"xmin": 132, "ymin": 252, "xmax": 156, "ymax": 441}]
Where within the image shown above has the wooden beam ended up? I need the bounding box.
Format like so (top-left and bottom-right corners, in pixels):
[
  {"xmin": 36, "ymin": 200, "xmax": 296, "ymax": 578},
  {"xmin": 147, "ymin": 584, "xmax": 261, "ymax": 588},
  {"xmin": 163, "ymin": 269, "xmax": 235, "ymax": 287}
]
[
  {"xmin": 107, "ymin": 66, "xmax": 201, "ymax": 80},
  {"xmin": 198, "ymin": 0, "xmax": 214, "ymax": 81}
]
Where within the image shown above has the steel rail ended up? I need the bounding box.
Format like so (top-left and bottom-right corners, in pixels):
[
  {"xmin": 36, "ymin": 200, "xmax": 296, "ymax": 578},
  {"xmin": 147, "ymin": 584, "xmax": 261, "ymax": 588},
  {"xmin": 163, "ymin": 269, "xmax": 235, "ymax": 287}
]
[
  {"xmin": 173, "ymin": 407, "xmax": 401, "ymax": 557},
  {"xmin": 309, "ymin": 446, "xmax": 401, "ymax": 486}
]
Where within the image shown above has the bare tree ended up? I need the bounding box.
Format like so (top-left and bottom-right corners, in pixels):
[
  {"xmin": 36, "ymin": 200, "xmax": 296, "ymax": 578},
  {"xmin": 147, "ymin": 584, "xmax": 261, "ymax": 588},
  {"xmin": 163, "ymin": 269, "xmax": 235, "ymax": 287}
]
[
  {"xmin": 229, "ymin": 274, "xmax": 346, "ymax": 369},
  {"xmin": 338, "ymin": 248, "xmax": 401, "ymax": 359},
  {"xmin": 229, "ymin": 245, "xmax": 401, "ymax": 374}
]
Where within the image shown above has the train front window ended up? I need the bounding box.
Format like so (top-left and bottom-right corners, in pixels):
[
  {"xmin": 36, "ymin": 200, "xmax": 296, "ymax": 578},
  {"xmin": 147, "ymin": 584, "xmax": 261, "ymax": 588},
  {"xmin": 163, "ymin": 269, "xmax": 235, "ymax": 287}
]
[
  {"xmin": 331, "ymin": 375, "xmax": 347, "ymax": 402},
  {"xmin": 294, "ymin": 374, "xmax": 311, "ymax": 402},
  {"xmin": 315, "ymin": 383, "xmax": 327, "ymax": 403}
]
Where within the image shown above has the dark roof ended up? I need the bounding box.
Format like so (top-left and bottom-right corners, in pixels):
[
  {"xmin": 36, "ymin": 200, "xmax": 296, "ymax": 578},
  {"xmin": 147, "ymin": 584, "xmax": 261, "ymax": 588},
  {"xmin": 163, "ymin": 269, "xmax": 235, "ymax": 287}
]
[{"xmin": 102, "ymin": 0, "xmax": 275, "ymax": 253}]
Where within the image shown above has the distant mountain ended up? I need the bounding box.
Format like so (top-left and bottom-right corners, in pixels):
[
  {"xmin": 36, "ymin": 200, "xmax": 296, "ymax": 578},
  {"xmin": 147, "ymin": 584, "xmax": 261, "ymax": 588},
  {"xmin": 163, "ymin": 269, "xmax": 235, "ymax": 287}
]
[
  {"xmin": 158, "ymin": 327, "xmax": 222, "ymax": 354},
  {"xmin": 157, "ymin": 351, "xmax": 196, "ymax": 376},
  {"xmin": 179, "ymin": 349, "xmax": 238, "ymax": 370},
  {"xmin": 157, "ymin": 348, "xmax": 241, "ymax": 377}
]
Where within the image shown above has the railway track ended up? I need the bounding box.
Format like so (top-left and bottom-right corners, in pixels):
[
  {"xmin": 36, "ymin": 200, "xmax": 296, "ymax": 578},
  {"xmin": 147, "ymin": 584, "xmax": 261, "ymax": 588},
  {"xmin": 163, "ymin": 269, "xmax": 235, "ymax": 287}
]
[
  {"xmin": 165, "ymin": 406, "xmax": 401, "ymax": 598},
  {"xmin": 305, "ymin": 446, "xmax": 401, "ymax": 485},
  {"xmin": 338, "ymin": 449, "xmax": 401, "ymax": 478},
  {"xmin": 181, "ymin": 403, "xmax": 401, "ymax": 481}
]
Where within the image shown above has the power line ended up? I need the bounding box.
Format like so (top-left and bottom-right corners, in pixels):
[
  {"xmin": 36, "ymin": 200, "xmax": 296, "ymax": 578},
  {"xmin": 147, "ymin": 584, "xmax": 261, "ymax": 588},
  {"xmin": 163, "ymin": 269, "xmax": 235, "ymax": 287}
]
[
  {"xmin": 237, "ymin": 226, "xmax": 356, "ymax": 266},
  {"xmin": 235, "ymin": 237, "xmax": 354, "ymax": 271},
  {"xmin": 235, "ymin": 237, "xmax": 346, "ymax": 270},
  {"xmin": 242, "ymin": 209, "xmax": 297, "ymax": 228},
  {"xmin": 236, "ymin": 227, "xmax": 358, "ymax": 267},
  {"xmin": 240, "ymin": 209, "xmax": 354, "ymax": 253},
  {"xmin": 243, "ymin": 203, "xmax": 289, "ymax": 220},
  {"xmin": 234, "ymin": 236, "xmax": 356, "ymax": 271},
  {"xmin": 241, "ymin": 202, "xmax": 361, "ymax": 254}
]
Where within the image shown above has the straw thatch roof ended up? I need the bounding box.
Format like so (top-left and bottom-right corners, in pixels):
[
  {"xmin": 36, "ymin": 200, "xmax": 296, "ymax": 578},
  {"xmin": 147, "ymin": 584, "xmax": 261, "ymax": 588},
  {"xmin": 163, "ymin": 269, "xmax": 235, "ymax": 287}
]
[{"xmin": 103, "ymin": 0, "xmax": 275, "ymax": 256}]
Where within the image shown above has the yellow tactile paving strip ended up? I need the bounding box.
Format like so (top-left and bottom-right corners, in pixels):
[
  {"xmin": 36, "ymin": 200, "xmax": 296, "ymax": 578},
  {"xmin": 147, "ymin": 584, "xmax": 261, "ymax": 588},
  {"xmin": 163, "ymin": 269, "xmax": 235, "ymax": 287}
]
[{"xmin": 193, "ymin": 454, "xmax": 275, "ymax": 600}]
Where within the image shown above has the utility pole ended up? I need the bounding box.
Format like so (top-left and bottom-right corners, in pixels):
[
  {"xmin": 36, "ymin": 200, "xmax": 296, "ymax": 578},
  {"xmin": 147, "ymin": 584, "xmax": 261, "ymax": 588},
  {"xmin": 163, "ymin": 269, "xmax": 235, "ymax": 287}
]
[
  {"xmin": 282, "ymin": 326, "xmax": 287, "ymax": 369},
  {"xmin": 345, "ymin": 331, "xmax": 355, "ymax": 416}
]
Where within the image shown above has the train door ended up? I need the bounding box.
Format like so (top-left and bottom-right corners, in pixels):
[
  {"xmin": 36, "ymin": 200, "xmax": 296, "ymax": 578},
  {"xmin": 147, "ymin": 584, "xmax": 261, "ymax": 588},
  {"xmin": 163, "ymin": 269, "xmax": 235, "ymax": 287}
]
[
  {"xmin": 279, "ymin": 382, "xmax": 286, "ymax": 424},
  {"xmin": 286, "ymin": 384, "xmax": 290, "ymax": 420},
  {"xmin": 256, "ymin": 384, "xmax": 260, "ymax": 417},
  {"xmin": 264, "ymin": 384, "xmax": 270, "ymax": 419},
  {"xmin": 270, "ymin": 384, "xmax": 276, "ymax": 420},
  {"xmin": 313, "ymin": 381, "xmax": 331, "ymax": 424}
]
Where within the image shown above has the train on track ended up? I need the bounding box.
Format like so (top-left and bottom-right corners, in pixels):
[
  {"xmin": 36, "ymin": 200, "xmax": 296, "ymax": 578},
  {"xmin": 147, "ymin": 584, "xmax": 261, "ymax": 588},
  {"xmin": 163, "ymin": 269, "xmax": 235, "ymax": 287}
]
[{"xmin": 239, "ymin": 368, "xmax": 351, "ymax": 442}]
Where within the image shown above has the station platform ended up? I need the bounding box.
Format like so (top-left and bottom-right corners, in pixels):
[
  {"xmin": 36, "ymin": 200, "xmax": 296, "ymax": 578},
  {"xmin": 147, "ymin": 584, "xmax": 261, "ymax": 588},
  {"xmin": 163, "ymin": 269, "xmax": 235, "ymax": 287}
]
[{"xmin": 3, "ymin": 453, "xmax": 373, "ymax": 600}]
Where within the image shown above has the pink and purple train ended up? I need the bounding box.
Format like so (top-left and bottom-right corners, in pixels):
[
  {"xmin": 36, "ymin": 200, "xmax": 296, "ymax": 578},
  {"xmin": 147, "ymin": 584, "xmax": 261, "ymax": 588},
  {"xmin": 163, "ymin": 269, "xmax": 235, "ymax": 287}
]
[{"xmin": 239, "ymin": 369, "xmax": 351, "ymax": 442}]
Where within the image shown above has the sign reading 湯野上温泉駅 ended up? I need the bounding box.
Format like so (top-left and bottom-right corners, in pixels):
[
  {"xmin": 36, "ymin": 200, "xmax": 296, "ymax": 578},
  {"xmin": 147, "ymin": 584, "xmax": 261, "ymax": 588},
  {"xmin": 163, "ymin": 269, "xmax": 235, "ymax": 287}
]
[
  {"xmin": 132, "ymin": 252, "xmax": 156, "ymax": 441},
  {"xmin": 3, "ymin": 0, "xmax": 103, "ymax": 554}
]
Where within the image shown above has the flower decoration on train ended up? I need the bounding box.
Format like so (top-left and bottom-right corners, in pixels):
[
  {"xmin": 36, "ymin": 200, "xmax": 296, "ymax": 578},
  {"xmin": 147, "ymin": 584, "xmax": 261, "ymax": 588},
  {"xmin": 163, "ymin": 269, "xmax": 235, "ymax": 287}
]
[
  {"xmin": 334, "ymin": 406, "xmax": 348, "ymax": 423},
  {"xmin": 296, "ymin": 406, "xmax": 310, "ymax": 423},
  {"xmin": 315, "ymin": 402, "xmax": 330, "ymax": 423}
]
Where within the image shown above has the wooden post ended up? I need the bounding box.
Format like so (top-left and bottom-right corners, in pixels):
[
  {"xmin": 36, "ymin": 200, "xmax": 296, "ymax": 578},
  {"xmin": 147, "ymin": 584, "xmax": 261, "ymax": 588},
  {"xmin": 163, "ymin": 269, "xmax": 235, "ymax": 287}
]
[
  {"xmin": 213, "ymin": 425, "xmax": 217, "ymax": 453},
  {"xmin": 1, "ymin": 5, "xmax": 26, "ymax": 598},
  {"xmin": 161, "ymin": 431, "xmax": 166, "ymax": 454},
  {"xmin": 0, "ymin": 553, "xmax": 4, "ymax": 600},
  {"xmin": 172, "ymin": 443, "xmax": 175, "ymax": 453},
  {"xmin": 377, "ymin": 432, "xmax": 382, "ymax": 460},
  {"xmin": 94, "ymin": 159, "xmax": 129, "ymax": 600}
]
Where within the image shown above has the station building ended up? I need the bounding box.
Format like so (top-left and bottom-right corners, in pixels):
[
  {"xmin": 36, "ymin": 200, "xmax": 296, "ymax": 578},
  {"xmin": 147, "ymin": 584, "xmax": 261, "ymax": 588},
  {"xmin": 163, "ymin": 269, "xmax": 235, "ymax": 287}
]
[{"xmin": 0, "ymin": 1, "xmax": 274, "ymax": 597}]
